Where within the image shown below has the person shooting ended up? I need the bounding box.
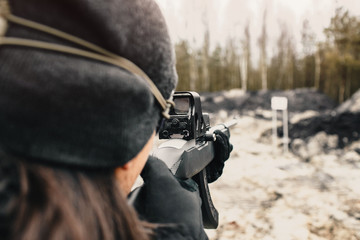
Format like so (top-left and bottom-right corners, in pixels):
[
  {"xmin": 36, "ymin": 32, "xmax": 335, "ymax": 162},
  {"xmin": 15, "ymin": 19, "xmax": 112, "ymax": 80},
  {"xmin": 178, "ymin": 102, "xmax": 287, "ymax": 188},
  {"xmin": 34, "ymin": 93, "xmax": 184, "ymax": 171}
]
[{"xmin": 0, "ymin": 0, "xmax": 233, "ymax": 239}]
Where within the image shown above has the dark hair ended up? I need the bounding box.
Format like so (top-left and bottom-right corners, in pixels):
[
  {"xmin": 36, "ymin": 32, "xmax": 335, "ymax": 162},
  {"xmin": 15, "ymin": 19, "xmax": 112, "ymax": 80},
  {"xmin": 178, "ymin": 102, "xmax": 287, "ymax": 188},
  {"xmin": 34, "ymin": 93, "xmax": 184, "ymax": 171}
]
[{"xmin": 0, "ymin": 152, "xmax": 152, "ymax": 240}]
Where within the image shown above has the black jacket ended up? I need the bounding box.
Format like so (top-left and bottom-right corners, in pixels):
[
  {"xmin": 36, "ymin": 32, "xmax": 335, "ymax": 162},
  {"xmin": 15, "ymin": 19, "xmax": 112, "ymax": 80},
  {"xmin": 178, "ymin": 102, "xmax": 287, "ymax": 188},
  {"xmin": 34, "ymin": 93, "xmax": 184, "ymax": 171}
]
[{"xmin": 130, "ymin": 157, "xmax": 208, "ymax": 240}]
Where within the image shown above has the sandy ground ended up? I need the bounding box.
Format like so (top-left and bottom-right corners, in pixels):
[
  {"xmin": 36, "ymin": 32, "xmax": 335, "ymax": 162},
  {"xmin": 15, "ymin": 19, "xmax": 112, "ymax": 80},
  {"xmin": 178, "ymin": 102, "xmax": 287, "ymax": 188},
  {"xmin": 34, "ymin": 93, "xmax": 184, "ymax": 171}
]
[{"xmin": 205, "ymin": 114, "xmax": 360, "ymax": 240}]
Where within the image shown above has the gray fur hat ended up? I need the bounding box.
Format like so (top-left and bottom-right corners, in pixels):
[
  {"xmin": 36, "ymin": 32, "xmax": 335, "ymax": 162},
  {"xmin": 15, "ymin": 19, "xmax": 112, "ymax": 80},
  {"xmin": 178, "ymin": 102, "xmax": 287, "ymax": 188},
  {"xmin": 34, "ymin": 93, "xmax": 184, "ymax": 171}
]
[{"xmin": 0, "ymin": 0, "xmax": 177, "ymax": 168}]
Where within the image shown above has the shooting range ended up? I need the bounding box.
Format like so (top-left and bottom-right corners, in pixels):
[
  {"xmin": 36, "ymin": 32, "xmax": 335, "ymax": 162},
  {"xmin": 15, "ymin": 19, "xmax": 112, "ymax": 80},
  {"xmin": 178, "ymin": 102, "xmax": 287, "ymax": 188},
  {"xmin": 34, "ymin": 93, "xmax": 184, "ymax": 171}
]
[
  {"xmin": 154, "ymin": 0, "xmax": 360, "ymax": 238},
  {"xmin": 198, "ymin": 89, "xmax": 360, "ymax": 240}
]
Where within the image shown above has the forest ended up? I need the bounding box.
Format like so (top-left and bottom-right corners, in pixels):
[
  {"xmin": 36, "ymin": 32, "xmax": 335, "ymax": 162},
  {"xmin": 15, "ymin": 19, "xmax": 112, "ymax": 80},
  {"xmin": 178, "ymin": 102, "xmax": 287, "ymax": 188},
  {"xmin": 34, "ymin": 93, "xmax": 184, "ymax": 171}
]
[{"xmin": 174, "ymin": 8, "xmax": 360, "ymax": 103}]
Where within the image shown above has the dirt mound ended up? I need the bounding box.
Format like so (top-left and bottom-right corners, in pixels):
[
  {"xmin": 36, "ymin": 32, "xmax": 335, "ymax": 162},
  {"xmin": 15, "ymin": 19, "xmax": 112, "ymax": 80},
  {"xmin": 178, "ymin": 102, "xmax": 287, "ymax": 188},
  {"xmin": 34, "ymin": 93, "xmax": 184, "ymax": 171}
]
[
  {"xmin": 201, "ymin": 87, "xmax": 360, "ymax": 157},
  {"xmin": 285, "ymin": 89, "xmax": 360, "ymax": 152},
  {"xmin": 285, "ymin": 112, "xmax": 360, "ymax": 148},
  {"xmin": 200, "ymin": 88, "xmax": 337, "ymax": 114},
  {"xmin": 336, "ymin": 89, "xmax": 360, "ymax": 114}
]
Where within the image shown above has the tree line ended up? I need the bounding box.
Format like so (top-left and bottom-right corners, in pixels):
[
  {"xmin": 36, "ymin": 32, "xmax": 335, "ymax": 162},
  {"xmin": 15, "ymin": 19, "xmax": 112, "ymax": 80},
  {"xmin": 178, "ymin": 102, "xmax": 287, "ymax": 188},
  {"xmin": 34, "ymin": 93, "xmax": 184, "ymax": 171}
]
[{"xmin": 175, "ymin": 8, "xmax": 360, "ymax": 103}]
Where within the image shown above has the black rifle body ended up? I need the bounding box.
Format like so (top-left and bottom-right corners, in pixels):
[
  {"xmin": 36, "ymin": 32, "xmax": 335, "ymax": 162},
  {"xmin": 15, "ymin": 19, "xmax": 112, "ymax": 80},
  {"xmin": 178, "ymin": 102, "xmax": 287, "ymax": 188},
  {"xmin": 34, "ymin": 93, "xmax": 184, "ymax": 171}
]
[{"xmin": 152, "ymin": 119, "xmax": 236, "ymax": 229}]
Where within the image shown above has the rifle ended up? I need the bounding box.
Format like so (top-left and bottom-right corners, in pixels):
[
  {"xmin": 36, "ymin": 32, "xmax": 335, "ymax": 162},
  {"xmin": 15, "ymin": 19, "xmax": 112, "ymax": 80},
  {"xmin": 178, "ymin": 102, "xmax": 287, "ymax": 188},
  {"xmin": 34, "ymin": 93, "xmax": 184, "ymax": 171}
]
[{"xmin": 152, "ymin": 91, "xmax": 237, "ymax": 229}]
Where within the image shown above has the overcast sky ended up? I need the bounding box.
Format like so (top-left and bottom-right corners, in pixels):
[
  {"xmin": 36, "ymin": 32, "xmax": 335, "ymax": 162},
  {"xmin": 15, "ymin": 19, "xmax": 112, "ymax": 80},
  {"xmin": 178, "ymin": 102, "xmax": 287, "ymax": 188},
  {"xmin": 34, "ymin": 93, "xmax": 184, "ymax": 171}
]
[{"xmin": 155, "ymin": 0, "xmax": 360, "ymax": 61}]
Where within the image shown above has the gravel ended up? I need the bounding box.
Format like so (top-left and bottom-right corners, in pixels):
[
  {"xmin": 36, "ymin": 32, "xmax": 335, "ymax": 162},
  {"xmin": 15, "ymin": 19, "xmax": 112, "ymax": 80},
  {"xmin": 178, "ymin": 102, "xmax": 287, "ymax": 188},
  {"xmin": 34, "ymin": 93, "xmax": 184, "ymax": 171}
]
[{"xmin": 201, "ymin": 88, "xmax": 360, "ymax": 239}]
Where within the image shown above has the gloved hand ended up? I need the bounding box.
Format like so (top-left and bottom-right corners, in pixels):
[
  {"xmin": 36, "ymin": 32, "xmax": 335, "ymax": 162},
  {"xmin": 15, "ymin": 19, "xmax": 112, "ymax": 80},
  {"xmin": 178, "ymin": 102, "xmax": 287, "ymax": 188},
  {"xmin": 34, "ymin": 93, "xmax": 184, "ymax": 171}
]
[
  {"xmin": 206, "ymin": 130, "xmax": 233, "ymax": 183},
  {"xmin": 130, "ymin": 156, "xmax": 208, "ymax": 240}
]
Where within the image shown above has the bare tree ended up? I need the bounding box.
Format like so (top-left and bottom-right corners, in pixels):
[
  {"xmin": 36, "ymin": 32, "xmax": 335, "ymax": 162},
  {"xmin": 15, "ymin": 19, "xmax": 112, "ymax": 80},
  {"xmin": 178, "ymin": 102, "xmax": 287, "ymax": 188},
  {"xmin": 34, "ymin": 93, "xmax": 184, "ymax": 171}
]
[
  {"xmin": 301, "ymin": 19, "xmax": 317, "ymax": 88},
  {"xmin": 285, "ymin": 36, "xmax": 295, "ymax": 89},
  {"xmin": 224, "ymin": 38, "xmax": 238, "ymax": 89},
  {"xmin": 240, "ymin": 22, "xmax": 250, "ymax": 92},
  {"xmin": 189, "ymin": 43, "xmax": 198, "ymax": 91},
  {"xmin": 275, "ymin": 23, "xmax": 287, "ymax": 89},
  {"xmin": 314, "ymin": 47, "xmax": 321, "ymax": 89},
  {"xmin": 301, "ymin": 20, "xmax": 315, "ymax": 56},
  {"xmin": 201, "ymin": 16, "xmax": 210, "ymax": 91},
  {"xmin": 258, "ymin": 9, "xmax": 268, "ymax": 90}
]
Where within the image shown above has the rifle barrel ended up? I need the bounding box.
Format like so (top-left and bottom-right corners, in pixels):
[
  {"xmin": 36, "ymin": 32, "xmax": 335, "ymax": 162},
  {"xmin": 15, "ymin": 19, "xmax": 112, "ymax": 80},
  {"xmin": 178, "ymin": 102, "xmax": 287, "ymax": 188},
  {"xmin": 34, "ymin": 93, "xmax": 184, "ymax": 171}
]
[{"xmin": 209, "ymin": 118, "xmax": 238, "ymax": 133}]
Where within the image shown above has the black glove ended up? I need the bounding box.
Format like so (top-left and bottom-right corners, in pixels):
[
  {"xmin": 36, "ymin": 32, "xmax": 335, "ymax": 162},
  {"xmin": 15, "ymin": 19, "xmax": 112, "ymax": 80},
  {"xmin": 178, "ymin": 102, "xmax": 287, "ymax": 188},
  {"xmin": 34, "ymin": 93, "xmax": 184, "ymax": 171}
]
[
  {"xmin": 206, "ymin": 130, "xmax": 233, "ymax": 183},
  {"xmin": 130, "ymin": 156, "xmax": 208, "ymax": 240}
]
